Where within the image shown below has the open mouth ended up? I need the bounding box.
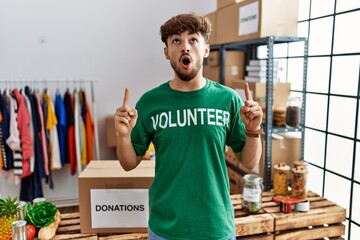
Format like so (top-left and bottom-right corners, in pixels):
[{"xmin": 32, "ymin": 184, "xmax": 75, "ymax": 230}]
[{"xmin": 181, "ymin": 55, "xmax": 191, "ymax": 67}]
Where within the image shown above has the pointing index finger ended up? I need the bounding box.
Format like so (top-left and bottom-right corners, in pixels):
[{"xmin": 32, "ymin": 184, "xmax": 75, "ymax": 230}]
[
  {"xmin": 244, "ymin": 82, "xmax": 253, "ymax": 101},
  {"xmin": 123, "ymin": 88, "xmax": 129, "ymax": 107}
]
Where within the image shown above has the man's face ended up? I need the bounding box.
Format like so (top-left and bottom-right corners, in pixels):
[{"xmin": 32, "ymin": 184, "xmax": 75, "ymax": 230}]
[{"xmin": 164, "ymin": 31, "xmax": 209, "ymax": 81}]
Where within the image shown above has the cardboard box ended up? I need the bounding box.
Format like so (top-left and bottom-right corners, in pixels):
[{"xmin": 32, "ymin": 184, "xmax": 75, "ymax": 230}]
[
  {"xmin": 218, "ymin": 0, "xmax": 245, "ymax": 9},
  {"xmin": 204, "ymin": 65, "xmax": 220, "ymax": 82},
  {"xmin": 204, "ymin": 11, "xmax": 217, "ymax": 45},
  {"xmin": 225, "ymin": 51, "xmax": 246, "ymax": 66},
  {"xmin": 216, "ymin": 0, "xmax": 299, "ymax": 44},
  {"xmin": 206, "ymin": 51, "xmax": 245, "ymax": 67},
  {"xmin": 206, "ymin": 51, "xmax": 220, "ymax": 67},
  {"xmin": 204, "ymin": 65, "xmax": 246, "ymax": 86},
  {"xmin": 204, "ymin": 51, "xmax": 245, "ymax": 84},
  {"xmin": 259, "ymin": 133, "xmax": 301, "ymax": 180},
  {"xmin": 230, "ymin": 80, "xmax": 290, "ymax": 109},
  {"xmin": 78, "ymin": 160, "xmax": 155, "ymax": 233}
]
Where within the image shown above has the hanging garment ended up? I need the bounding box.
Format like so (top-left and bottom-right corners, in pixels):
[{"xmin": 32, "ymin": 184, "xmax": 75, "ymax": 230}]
[
  {"xmin": 12, "ymin": 88, "xmax": 34, "ymax": 179},
  {"xmin": 41, "ymin": 95, "xmax": 54, "ymax": 189},
  {"xmin": 19, "ymin": 165, "xmax": 44, "ymax": 202},
  {"xmin": 21, "ymin": 90, "xmax": 35, "ymax": 173},
  {"xmin": 82, "ymin": 91, "xmax": 94, "ymax": 163},
  {"xmin": 42, "ymin": 91, "xmax": 62, "ymax": 171},
  {"xmin": 18, "ymin": 86, "xmax": 46, "ymax": 202},
  {"xmin": 0, "ymin": 111, "xmax": 3, "ymax": 170},
  {"xmin": 2, "ymin": 89, "xmax": 20, "ymax": 185},
  {"xmin": 0, "ymin": 102, "xmax": 5, "ymax": 170},
  {"xmin": 74, "ymin": 90, "xmax": 82, "ymax": 175},
  {"xmin": 5, "ymin": 89, "xmax": 23, "ymax": 177},
  {"xmin": 54, "ymin": 91, "xmax": 66, "ymax": 166},
  {"xmin": 0, "ymin": 90, "xmax": 13, "ymax": 171},
  {"xmin": 33, "ymin": 92, "xmax": 49, "ymax": 178},
  {"xmin": 78, "ymin": 91, "xmax": 87, "ymax": 166},
  {"xmin": 63, "ymin": 90, "xmax": 76, "ymax": 175}
]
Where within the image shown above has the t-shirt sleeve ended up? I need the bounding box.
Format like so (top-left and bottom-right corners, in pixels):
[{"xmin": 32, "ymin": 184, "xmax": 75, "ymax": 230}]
[
  {"xmin": 131, "ymin": 101, "xmax": 153, "ymax": 156},
  {"xmin": 225, "ymin": 94, "xmax": 246, "ymax": 153}
]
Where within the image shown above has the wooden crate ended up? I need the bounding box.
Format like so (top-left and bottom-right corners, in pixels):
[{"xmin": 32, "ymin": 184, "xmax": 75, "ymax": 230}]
[
  {"xmin": 231, "ymin": 191, "xmax": 346, "ymax": 239},
  {"xmin": 51, "ymin": 191, "xmax": 345, "ymax": 240},
  {"xmin": 232, "ymin": 192, "xmax": 275, "ymax": 238},
  {"xmin": 54, "ymin": 211, "xmax": 147, "ymax": 240},
  {"xmin": 263, "ymin": 191, "xmax": 346, "ymax": 240}
]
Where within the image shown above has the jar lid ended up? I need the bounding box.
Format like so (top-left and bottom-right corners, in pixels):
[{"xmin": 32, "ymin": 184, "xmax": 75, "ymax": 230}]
[
  {"xmin": 292, "ymin": 166, "xmax": 308, "ymax": 174},
  {"xmin": 243, "ymin": 174, "xmax": 262, "ymax": 184},
  {"xmin": 294, "ymin": 160, "xmax": 308, "ymax": 167},
  {"xmin": 15, "ymin": 200, "xmax": 27, "ymax": 208},
  {"xmin": 274, "ymin": 162, "xmax": 290, "ymax": 171}
]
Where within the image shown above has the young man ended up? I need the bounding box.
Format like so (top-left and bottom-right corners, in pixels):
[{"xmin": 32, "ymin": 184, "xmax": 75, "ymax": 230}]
[{"xmin": 114, "ymin": 13, "xmax": 263, "ymax": 240}]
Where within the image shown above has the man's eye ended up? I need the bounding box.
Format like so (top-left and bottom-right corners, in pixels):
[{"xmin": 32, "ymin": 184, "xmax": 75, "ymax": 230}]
[
  {"xmin": 172, "ymin": 39, "xmax": 180, "ymax": 44},
  {"xmin": 191, "ymin": 38, "xmax": 198, "ymax": 43}
]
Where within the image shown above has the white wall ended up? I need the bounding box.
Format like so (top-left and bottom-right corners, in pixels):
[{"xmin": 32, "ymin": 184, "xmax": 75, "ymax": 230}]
[{"xmin": 0, "ymin": 0, "xmax": 216, "ymax": 204}]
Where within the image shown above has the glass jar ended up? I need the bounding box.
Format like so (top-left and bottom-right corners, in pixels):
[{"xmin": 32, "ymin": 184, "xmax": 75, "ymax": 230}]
[
  {"xmin": 242, "ymin": 174, "xmax": 263, "ymax": 213},
  {"xmin": 291, "ymin": 166, "xmax": 308, "ymax": 200},
  {"xmin": 293, "ymin": 160, "xmax": 308, "ymax": 168},
  {"xmin": 285, "ymin": 96, "xmax": 302, "ymax": 129},
  {"xmin": 32, "ymin": 197, "xmax": 46, "ymax": 205},
  {"xmin": 273, "ymin": 163, "xmax": 290, "ymax": 196}
]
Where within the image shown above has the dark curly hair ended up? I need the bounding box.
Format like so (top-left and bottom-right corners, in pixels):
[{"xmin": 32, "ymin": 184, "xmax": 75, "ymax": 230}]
[{"xmin": 160, "ymin": 13, "xmax": 212, "ymax": 46}]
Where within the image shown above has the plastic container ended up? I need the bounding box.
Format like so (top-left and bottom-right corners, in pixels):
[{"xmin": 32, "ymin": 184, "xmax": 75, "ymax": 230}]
[
  {"xmin": 291, "ymin": 166, "xmax": 308, "ymax": 200},
  {"xmin": 273, "ymin": 163, "xmax": 290, "ymax": 196},
  {"xmin": 285, "ymin": 96, "xmax": 301, "ymax": 129},
  {"xmin": 242, "ymin": 174, "xmax": 263, "ymax": 213}
]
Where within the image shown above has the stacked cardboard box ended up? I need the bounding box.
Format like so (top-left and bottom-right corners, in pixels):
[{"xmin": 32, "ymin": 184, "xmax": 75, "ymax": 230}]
[
  {"xmin": 206, "ymin": 0, "xmax": 299, "ymax": 45},
  {"xmin": 218, "ymin": 0, "xmax": 246, "ymax": 9},
  {"xmin": 230, "ymin": 80, "xmax": 290, "ymax": 109},
  {"xmin": 244, "ymin": 59, "xmax": 282, "ymax": 83},
  {"xmin": 203, "ymin": 51, "xmax": 245, "ymax": 86},
  {"xmin": 203, "ymin": 11, "xmax": 217, "ymax": 45}
]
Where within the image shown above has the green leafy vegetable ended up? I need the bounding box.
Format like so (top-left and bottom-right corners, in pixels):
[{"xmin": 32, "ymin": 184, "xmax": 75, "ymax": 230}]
[{"xmin": 25, "ymin": 201, "xmax": 57, "ymax": 228}]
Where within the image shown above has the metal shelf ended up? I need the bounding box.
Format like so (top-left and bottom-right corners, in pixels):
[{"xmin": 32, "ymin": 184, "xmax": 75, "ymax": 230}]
[
  {"xmin": 214, "ymin": 36, "xmax": 308, "ymax": 191},
  {"xmin": 266, "ymin": 126, "xmax": 302, "ymax": 134}
]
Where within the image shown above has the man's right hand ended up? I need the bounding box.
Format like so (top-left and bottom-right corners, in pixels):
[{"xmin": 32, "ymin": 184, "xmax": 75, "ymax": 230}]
[{"xmin": 114, "ymin": 88, "xmax": 138, "ymax": 137}]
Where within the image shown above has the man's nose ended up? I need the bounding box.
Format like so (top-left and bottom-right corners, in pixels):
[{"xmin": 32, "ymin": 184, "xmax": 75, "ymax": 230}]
[{"xmin": 181, "ymin": 42, "xmax": 190, "ymax": 52}]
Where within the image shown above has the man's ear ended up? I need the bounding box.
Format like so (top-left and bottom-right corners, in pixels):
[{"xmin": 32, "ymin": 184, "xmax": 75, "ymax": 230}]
[
  {"xmin": 204, "ymin": 44, "xmax": 210, "ymax": 58},
  {"xmin": 164, "ymin": 47, "xmax": 170, "ymax": 60}
]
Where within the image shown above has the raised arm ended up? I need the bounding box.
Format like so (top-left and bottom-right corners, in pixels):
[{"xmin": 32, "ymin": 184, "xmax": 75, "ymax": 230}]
[{"xmin": 114, "ymin": 88, "xmax": 142, "ymax": 170}]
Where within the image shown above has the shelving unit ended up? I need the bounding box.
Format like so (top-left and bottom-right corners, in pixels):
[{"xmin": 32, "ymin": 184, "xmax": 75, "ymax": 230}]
[{"xmin": 211, "ymin": 36, "xmax": 308, "ymax": 190}]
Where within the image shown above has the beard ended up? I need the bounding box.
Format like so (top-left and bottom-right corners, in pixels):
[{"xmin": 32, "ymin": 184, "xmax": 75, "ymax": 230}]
[{"xmin": 170, "ymin": 58, "xmax": 202, "ymax": 82}]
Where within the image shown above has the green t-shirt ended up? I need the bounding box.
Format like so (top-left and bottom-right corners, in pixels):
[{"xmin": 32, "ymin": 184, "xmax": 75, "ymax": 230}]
[{"xmin": 131, "ymin": 79, "xmax": 246, "ymax": 240}]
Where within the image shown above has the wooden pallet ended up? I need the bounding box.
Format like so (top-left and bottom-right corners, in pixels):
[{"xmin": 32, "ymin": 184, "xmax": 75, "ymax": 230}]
[
  {"xmin": 269, "ymin": 191, "xmax": 346, "ymax": 240},
  {"xmin": 54, "ymin": 212, "xmax": 147, "ymax": 240},
  {"xmin": 232, "ymin": 192, "xmax": 275, "ymax": 238},
  {"xmin": 231, "ymin": 191, "xmax": 346, "ymax": 239},
  {"xmin": 51, "ymin": 191, "xmax": 345, "ymax": 240}
]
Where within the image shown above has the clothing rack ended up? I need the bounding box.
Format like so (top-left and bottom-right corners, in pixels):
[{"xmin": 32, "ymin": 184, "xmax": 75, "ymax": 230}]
[{"xmin": 0, "ymin": 79, "xmax": 100, "ymax": 160}]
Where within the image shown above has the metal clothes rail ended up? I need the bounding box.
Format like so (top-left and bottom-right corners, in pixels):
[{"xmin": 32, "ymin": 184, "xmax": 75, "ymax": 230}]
[{"xmin": 0, "ymin": 79, "xmax": 100, "ymax": 161}]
